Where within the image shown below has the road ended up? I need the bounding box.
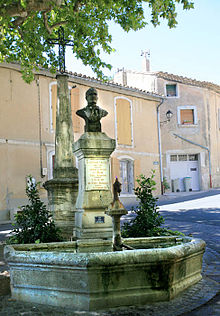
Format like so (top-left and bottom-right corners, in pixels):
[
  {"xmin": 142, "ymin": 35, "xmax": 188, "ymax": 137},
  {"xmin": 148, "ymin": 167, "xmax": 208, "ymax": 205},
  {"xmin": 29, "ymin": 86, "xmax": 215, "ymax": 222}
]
[{"xmin": 159, "ymin": 194, "xmax": 220, "ymax": 256}]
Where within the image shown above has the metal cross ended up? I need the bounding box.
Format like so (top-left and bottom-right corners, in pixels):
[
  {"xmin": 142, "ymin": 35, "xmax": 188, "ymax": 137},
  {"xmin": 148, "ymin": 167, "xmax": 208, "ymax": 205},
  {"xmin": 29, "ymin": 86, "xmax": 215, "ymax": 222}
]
[{"xmin": 47, "ymin": 26, "xmax": 74, "ymax": 73}]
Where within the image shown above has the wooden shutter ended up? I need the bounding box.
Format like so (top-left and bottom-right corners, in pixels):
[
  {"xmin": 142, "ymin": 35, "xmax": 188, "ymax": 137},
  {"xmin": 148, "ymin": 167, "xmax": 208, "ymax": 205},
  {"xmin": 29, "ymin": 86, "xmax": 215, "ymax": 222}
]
[
  {"xmin": 180, "ymin": 109, "xmax": 194, "ymax": 124},
  {"xmin": 71, "ymin": 87, "xmax": 80, "ymax": 133},
  {"xmin": 134, "ymin": 159, "xmax": 140, "ymax": 188},
  {"xmin": 51, "ymin": 84, "xmax": 57, "ymax": 130},
  {"xmin": 111, "ymin": 157, "xmax": 120, "ymax": 186},
  {"xmin": 116, "ymin": 98, "xmax": 132, "ymax": 145}
]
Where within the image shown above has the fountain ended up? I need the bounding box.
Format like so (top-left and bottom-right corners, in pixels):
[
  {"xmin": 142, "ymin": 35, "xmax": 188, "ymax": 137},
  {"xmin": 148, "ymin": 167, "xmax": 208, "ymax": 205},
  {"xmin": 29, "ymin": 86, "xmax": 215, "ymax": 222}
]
[{"xmin": 4, "ymin": 80, "xmax": 206, "ymax": 311}]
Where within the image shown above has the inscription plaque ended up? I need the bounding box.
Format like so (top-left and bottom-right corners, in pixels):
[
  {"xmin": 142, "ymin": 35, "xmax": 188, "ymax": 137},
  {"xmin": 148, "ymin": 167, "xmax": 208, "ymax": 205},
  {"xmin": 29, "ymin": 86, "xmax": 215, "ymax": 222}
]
[
  {"xmin": 95, "ymin": 216, "xmax": 105, "ymax": 224},
  {"xmin": 85, "ymin": 158, "xmax": 109, "ymax": 190}
]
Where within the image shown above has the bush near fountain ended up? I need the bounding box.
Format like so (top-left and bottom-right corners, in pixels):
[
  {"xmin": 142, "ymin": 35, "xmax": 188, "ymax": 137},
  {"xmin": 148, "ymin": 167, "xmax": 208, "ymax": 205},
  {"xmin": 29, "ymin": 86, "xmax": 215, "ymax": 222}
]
[
  {"xmin": 122, "ymin": 172, "xmax": 182, "ymax": 238},
  {"xmin": 8, "ymin": 176, "xmax": 63, "ymax": 245}
]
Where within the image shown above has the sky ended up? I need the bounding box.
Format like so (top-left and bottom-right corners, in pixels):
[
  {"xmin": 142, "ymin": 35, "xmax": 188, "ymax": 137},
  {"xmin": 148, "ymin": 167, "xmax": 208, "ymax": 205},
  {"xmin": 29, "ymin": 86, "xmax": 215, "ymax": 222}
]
[{"xmin": 65, "ymin": 0, "xmax": 220, "ymax": 85}]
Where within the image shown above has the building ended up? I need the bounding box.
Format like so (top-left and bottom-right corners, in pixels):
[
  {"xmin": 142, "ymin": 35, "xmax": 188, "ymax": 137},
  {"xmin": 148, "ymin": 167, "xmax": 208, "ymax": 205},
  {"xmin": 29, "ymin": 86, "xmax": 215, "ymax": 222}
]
[
  {"xmin": 114, "ymin": 56, "xmax": 220, "ymax": 192},
  {"xmin": 0, "ymin": 62, "xmax": 162, "ymax": 221}
]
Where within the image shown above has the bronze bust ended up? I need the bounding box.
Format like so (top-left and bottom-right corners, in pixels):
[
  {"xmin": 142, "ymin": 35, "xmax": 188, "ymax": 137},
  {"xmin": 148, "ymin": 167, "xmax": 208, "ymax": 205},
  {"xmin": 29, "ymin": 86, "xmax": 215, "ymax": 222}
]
[{"xmin": 76, "ymin": 87, "xmax": 108, "ymax": 132}]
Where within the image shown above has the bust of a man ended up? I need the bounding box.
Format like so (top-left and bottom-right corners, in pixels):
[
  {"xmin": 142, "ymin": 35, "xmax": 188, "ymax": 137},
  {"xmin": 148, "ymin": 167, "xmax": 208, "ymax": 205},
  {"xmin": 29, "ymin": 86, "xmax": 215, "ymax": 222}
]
[{"xmin": 76, "ymin": 87, "xmax": 108, "ymax": 132}]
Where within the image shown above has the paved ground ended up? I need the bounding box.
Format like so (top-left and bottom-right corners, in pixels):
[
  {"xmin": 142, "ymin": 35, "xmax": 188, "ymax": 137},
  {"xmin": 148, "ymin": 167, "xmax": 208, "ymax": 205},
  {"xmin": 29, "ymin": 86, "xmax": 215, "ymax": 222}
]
[
  {"xmin": 158, "ymin": 191, "xmax": 220, "ymax": 315},
  {"xmin": 0, "ymin": 190, "xmax": 220, "ymax": 315}
]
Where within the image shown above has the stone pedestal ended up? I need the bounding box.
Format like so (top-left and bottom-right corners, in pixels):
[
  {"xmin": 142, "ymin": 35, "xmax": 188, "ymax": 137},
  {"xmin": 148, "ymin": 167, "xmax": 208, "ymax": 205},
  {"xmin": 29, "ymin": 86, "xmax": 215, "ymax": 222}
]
[
  {"xmin": 44, "ymin": 74, "xmax": 78, "ymax": 240},
  {"xmin": 106, "ymin": 200, "xmax": 128, "ymax": 250},
  {"xmin": 73, "ymin": 132, "xmax": 115, "ymax": 239},
  {"xmin": 44, "ymin": 177, "xmax": 78, "ymax": 240}
]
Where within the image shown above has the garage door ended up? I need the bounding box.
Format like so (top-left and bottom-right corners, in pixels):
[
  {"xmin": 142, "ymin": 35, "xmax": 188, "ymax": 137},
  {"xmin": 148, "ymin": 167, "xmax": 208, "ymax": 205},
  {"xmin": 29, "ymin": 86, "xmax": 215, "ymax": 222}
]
[{"xmin": 170, "ymin": 154, "xmax": 200, "ymax": 191}]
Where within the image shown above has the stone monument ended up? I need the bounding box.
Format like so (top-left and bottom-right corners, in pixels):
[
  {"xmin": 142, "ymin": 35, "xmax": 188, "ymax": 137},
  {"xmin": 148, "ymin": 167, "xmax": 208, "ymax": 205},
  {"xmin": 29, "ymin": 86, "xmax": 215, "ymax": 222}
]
[
  {"xmin": 73, "ymin": 87, "xmax": 115, "ymax": 239},
  {"xmin": 44, "ymin": 74, "xmax": 78, "ymax": 240}
]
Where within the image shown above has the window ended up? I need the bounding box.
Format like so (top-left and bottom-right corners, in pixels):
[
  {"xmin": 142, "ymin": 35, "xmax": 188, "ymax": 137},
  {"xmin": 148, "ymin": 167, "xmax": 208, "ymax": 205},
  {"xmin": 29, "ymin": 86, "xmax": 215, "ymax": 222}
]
[
  {"xmin": 120, "ymin": 159, "xmax": 134, "ymax": 194},
  {"xmin": 170, "ymin": 155, "xmax": 178, "ymax": 162},
  {"xmin": 166, "ymin": 84, "xmax": 177, "ymax": 97},
  {"xmin": 47, "ymin": 150, "xmax": 55, "ymax": 180},
  {"xmin": 180, "ymin": 109, "xmax": 194, "ymax": 125},
  {"xmin": 178, "ymin": 154, "xmax": 187, "ymax": 161},
  {"xmin": 115, "ymin": 97, "xmax": 133, "ymax": 146},
  {"xmin": 170, "ymin": 154, "xmax": 198, "ymax": 162},
  {"xmin": 188, "ymin": 154, "xmax": 198, "ymax": 161},
  {"xmin": 177, "ymin": 106, "xmax": 197, "ymax": 125}
]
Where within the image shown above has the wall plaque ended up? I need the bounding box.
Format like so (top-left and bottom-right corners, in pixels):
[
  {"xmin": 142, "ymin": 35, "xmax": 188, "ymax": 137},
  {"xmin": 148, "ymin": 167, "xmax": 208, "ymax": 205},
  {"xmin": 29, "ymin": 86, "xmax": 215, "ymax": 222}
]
[
  {"xmin": 95, "ymin": 216, "xmax": 105, "ymax": 224},
  {"xmin": 85, "ymin": 158, "xmax": 110, "ymax": 190}
]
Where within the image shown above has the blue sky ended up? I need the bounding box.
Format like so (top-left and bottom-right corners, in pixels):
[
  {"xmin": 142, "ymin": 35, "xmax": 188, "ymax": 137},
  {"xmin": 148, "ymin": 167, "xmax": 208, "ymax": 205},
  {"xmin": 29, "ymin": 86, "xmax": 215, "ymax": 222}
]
[{"xmin": 65, "ymin": 0, "xmax": 220, "ymax": 85}]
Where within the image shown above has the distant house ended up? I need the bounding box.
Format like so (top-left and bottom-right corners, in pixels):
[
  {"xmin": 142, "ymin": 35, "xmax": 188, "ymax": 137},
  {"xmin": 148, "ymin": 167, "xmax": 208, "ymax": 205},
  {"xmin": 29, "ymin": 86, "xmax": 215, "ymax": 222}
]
[
  {"xmin": 114, "ymin": 58, "xmax": 220, "ymax": 192},
  {"xmin": 0, "ymin": 62, "xmax": 162, "ymax": 221}
]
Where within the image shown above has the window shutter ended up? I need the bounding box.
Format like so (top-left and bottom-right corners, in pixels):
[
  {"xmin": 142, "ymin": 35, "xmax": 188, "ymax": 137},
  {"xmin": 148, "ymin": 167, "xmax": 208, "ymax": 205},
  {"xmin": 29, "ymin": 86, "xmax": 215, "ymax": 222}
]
[
  {"xmin": 134, "ymin": 159, "xmax": 141, "ymax": 188},
  {"xmin": 116, "ymin": 99, "xmax": 132, "ymax": 145},
  {"xmin": 71, "ymin": 87, "xmax": 80, "ymax": 133},
  {"xmin": 180, "ymin": 109, "xmax": 194, "ymax": 124},
  {"xmin": 111, "ymin": 157, "xmax": 120, "ymax": 184},
  {"xmin": 51, "ymin": 84, "xmax": 57, "ymax": 130}
]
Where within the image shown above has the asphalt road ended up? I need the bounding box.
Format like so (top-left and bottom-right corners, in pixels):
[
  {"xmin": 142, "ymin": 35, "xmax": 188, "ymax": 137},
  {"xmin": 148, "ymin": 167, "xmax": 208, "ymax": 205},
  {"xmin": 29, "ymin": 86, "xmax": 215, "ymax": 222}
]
[{"xmin": 159, "ymin": 194, "xmax": 220, "ymax": 254}]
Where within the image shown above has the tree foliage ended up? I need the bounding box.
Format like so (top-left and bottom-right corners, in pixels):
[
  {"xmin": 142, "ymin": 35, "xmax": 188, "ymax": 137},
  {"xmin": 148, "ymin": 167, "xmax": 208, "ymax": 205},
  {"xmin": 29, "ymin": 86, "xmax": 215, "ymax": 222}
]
[
  {"xmin": 8, "ymin": 176, "xmax": 63, "ymax": 244},
  {"xmin": 0, "ymin": 0, "xmax": 194, "ymax": 82}
]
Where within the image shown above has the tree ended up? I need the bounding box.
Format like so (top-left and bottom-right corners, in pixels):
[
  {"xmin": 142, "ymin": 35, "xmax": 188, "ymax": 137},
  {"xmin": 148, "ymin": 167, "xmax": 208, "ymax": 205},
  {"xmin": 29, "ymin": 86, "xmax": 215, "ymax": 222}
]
[{"xmin": 0, "ymin": 0, "xmax": 194, "ymax": 82}]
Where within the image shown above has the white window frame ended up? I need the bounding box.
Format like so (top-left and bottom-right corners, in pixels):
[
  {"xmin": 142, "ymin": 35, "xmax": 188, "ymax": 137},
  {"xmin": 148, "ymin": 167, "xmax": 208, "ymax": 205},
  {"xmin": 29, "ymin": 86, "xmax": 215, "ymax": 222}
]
[
  {"xmin": 114, "ymin": 96, "xmax": 134, "ymax": 148},
  {"xmin": 47, "ymin": 149, "xmax": 55, "ymax": 180},
  {"xmin": 164, "ymin": 82, "xmax": 179, "ymax": 98},
  {"xmin": 177, "ymin": 105, "xmax": 198, "ymax": 125}
]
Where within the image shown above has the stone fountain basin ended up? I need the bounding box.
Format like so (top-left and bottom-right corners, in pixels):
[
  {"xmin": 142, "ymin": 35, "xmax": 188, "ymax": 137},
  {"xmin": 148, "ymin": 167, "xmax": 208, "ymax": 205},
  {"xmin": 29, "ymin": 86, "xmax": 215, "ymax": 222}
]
[{"xmin": 4, "ymin": 236, "xmax": 205, "ymax": 311}]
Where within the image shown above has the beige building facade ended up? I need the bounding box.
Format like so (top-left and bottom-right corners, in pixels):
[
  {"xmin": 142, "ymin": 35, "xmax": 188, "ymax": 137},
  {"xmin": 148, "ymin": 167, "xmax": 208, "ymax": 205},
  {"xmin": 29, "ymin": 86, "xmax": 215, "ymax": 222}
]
[
  {"xmin": 0, "ymin": 63, "xmax": 162, "ymax": 221},
  {"xmin": 114, "ymin": 64, "xmax": 220, "ymax": 192}
]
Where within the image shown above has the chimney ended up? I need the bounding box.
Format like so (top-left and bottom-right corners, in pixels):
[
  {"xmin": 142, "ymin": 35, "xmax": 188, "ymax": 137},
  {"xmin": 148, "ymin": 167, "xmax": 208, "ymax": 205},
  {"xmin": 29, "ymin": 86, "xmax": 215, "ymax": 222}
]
[
  {"xmin": 141, "ymin": 50, "xmax": 150, "ymax": 72},
  {"xmin": 122, "ymin": 68, "xmax": 127, "ymax": 86}
]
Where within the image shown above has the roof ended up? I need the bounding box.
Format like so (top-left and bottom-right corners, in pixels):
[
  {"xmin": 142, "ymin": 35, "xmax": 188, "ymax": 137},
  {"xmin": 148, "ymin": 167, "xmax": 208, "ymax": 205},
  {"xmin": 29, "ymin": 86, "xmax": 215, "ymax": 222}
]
[
  {"xmin": 0, "ymin": 62, "xmax": 163, "ymax": 101},
  {"xmin": 65, "ymin": 69, "xmax": 164, "ymax": 100},
  {"xmin": 156, "ymin": 71, "xmax": 220, "ymax": 94}
]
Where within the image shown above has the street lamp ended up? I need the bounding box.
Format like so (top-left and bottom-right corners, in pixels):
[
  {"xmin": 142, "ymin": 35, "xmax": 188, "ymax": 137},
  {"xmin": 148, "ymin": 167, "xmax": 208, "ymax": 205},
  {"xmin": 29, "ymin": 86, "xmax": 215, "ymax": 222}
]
[{"xmin": 160, "ymin": 110, "xmax": 173, "ymax": 125}]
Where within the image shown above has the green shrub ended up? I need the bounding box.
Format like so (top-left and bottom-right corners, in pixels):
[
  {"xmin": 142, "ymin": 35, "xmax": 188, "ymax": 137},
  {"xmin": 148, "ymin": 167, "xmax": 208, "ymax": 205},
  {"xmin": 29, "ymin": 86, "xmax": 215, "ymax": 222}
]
[
  {"xmin": 163, "ymin": 176, "xmax": 170, "ymax": 191},
  {"xmin": 122, "ymin": 171, "xmax": 183, "ymax": 238},
  {"xmin": 8, "ymin": 176, "xmax": 63, "ymax": 244}
]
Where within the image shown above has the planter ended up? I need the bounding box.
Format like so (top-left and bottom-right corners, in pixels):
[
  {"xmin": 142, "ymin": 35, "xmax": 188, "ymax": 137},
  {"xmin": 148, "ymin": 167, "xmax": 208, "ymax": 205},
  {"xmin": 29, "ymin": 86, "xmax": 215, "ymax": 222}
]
[{"xmin": 4, "ymin": 236, "xmax": 205, "ymax": 311}]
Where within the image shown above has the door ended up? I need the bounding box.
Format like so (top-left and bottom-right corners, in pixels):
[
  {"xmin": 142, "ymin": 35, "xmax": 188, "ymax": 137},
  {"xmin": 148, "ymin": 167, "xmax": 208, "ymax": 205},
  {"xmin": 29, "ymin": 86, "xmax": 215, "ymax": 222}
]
[
  {"xmin": 188, "ymin": 161, "xmax": 200, "ymax": 191},
  {"xmin": 170, "ymin": 154, "xmax": 200, "ymax": 191}
]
